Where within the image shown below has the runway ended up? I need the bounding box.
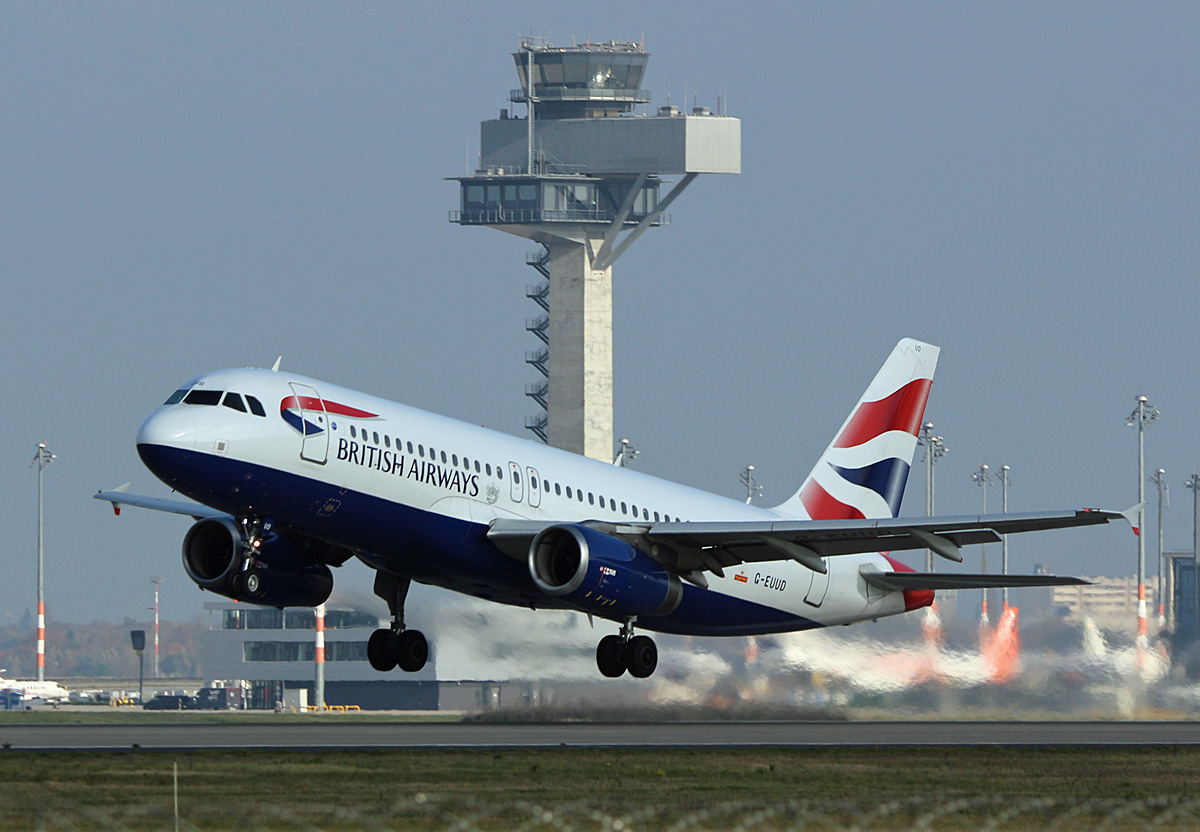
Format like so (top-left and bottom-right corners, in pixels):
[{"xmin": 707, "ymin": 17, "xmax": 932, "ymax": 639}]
[{"xmin": 5, "ymin": 721, "xmax": 1200, "ymax": 750}]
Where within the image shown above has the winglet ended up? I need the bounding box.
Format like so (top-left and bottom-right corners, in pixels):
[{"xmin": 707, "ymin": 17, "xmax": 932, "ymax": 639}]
[
  {"xmin": 102, "ymin": 483, "xmax": 132, "ymax": 516},
  {"xmin": 1118, "ymin": 502, "xmax": 1145, "ymax": 535}
]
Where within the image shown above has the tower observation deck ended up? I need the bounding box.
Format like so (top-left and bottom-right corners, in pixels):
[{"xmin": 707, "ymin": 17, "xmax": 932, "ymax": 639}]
[{"xmin": 450, "ymin": 37, "xmax": 740, "ymax": 460}]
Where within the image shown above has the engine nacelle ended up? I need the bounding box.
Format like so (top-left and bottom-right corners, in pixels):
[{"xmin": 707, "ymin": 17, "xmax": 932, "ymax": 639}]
[
  {"xmin": 529, "ymin": 524, "xmax": 682, "ymax": 618},
  {"xmin": 181, "ymin": 517, "xmax": 333, "ymax": 608}
]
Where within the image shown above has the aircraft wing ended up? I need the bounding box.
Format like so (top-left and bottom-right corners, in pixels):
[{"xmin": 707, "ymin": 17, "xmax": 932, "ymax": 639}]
[
  {"xmin": 646, "ymin": 508, "xmax": 1134, "ymax": 575},
  {"xmin": 94, "ymin": 486, "xmax": 225, "ymax": 520},
  {"xmin": 489, "ymin": 507, "xmax": 1134, "ymax": 578}
]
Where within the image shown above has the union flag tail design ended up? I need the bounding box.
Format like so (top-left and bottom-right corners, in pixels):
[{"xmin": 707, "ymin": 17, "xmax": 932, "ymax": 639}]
[{"xmin": 773, "ymin": 338, "xmax": 939, "ymax": 521}]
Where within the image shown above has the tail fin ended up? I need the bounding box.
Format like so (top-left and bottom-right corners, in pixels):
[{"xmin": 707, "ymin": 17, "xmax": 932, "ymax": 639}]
[{"xmin": 773, "ymin": 338, "xmax": 939, "ymax": 521}]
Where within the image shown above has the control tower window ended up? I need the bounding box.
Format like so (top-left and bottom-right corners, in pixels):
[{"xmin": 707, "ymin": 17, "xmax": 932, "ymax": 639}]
[
  {"xmin": 184, "ymin": 389, "xmax": 223, "ymax": 406},
  {"xmin": 164, "ymin": 389, "xmax": 188, "ymax": 405}
]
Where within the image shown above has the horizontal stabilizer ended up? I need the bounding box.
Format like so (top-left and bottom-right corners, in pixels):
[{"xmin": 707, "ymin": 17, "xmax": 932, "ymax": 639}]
[{"xmin": 860, "ymin": 570, "xmax": 1089, "ymax": 592}]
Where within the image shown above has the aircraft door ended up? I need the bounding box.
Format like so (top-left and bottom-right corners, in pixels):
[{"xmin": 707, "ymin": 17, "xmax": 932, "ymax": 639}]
[
  {"xmin": 526, "ymin": 467, "xmax": 541, "ymax": 508},
  {"xmin": 288, "ymin": 382, "xmax": 329, "ymax": 464},
  {"xmin": 804, "ymin": 558, "xmax": 830, "ymax": 607},
  {"xmin": 508, "ymin": 462, "xmax": 523, "ymax": 503}
]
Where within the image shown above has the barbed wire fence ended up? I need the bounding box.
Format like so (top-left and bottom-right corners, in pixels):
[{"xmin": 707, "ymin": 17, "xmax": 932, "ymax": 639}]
[{"xmin": 16, "ymin": 794, "xmax": 1200, "ymax": 832}]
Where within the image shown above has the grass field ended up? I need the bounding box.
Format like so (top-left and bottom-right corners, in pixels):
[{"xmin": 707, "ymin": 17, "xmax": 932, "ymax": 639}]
[{"xmin": 3, "ymin": 746, "xmax": 1200, "ymax": 830}]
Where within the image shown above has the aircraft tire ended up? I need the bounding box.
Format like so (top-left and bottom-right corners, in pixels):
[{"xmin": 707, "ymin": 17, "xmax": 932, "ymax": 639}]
[
  {"xmin": 395, "ymin": 629, "xmax": 429, "ymax": 672},
  {"xmin": 625, "ymin": 635, "xmax": 658, "ymax": 678},
  {"xmin": 596, "ymin": 635, "xmax": 627, "ymax": 678},
  {"xmin": 367, "ymin": 629, "xmax": 397, "ymax": 672}
]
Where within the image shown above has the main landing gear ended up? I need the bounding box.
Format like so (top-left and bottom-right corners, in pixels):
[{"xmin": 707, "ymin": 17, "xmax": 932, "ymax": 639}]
[
  {"xmin": 596, "ymin": 619, "xmax": 658, "ymax": 679},
  {"xmin": 367, "ymin": 571, "xmax": 429, "ymax": 673}
]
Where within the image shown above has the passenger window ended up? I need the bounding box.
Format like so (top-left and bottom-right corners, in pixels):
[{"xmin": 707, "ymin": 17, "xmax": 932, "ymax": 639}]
[
  {"xmin": 621, "ymin": 502, "xmax": 628, "ymax": 514},
  {"xmin": 418, "ymin": 445, "xmax": 425, "ymax": 457},
  {"xmin": 514, "ymin": 471, "xmax": 521, "ymax": 485},
  {"xmin": 246, "ymin": 396, "xmax": 266, "ymax": 417},
  {"xmin": 588, "ymin": 493, "xmax": 595, "ymax": 505},
  {"xmin": 554, "ymin": 483, "xmax": 561, "ymax": 496},
  {"xmin": 384, "ymin": 435, "xmax": 391, "ymax": 448},
  {"xmin": 654, "ymin": 511, "xmax": 660, "ymax": 522},
  {"xmin": 643, "ymin": 508, "xmax": 650, "ymax": 520},
  {"xmin": 578, "ymin": 489, "xmax": 584, "ymax": 502},
  {"xmin": 485, "ymin": 464, "xmax": 492, "ymax": 476},
  {"xmin": 184, "ymin": 389, "xmax": 222, "ymax": 406},
  {"xmin": 565, "ymin": 486, "xmax": 572, "ymax": 499},
  {"xmin": 373, "ymin": 432, "xmax": 380, "ymax": 444},
  {"xmin": 350, "ymin": 426, "xmax": 357, "ymax": 439},
  {"xmin": 452, "ymin": 454, "xmax": 458, "ymax": 466},
  {"xmin": 164, "ymin": 389, "xmax": 188, "ymax": 405},
  {"xmin": 530, "ymin": 477, "xmax": 537, "ymax": 490},
  {"xmin": 598, "ymin": 496, "xmax": 605, "ymax": 508},
  {"xmin": 222, "ymin": 393, "xmax": 247, "ymax": 413},
  {"xmin": 543, "ymin": 479, "xmax": 549, "ymax": 492},
  {"xmin": 440, "ymin": 451, "xmax": 447, "ymax": 463},
  {"xmin": 407, "ymin": 441, "xmax": 414, "ymax": 453},
  {"xmin": 475, "ymin": 460, "xmax": 481, "ymax": 473}
]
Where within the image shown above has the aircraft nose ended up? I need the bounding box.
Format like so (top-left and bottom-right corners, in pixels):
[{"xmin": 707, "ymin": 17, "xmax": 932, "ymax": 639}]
[
  {"xmin": 137, "ymin": 406, "xmax": 198, "ymax": 487},
  {"xmin": 136, "ymin": 406, "xmax": 197, "ymax": 451}
]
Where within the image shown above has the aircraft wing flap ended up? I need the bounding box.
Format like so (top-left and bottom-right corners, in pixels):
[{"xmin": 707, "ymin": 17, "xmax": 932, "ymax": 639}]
[
  {"xmin": 94, "ymin": 489, "xmax": 225, "ymax": 520},
  {"xmin": 859, "ymin": 570, "xmax": 1090, "ymax": 592}
]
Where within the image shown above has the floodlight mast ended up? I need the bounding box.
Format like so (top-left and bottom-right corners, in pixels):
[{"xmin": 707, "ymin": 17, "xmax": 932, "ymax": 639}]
[
  {"xmin": 1126, "ymin": 395, "xmax": 1159, "ymax": 661},
  {"xmin": 1186, "ymin": 473, "xmax": 1200, "ymax": 627},
  {"xmin": 1150, "ymin": 469, "xmax": 1168, "ymax": 629},
  {"xmin": 971, "ymin": 463, "xmax": 992, "ymax": 625},
  {"xmin": 150, "ymin": 576, "xmax": 164, "ymax": 678},
  {"xmin": 917, "ymin": 422, "xmax": 947, "ymax": 571},
  {"xmin": 996, "ymin": 465, "xmax": 1012, "ymax": 611},
  {"xmin": 31, "ymin": 442, "xmax": 56, "ymax": 682},
  {"xmin": 740, "ymin": 465, "xmax": 763, "ymax": 505}
]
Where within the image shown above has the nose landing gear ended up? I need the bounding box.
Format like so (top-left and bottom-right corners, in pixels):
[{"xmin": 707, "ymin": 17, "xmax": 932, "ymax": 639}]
[
  {"xmin": 595, "ymin": 619, "xmax": 658, "ymax": 678},
  {"xmin": 367, "ymin": 571, "xmax": 429, "ymax": 673}
]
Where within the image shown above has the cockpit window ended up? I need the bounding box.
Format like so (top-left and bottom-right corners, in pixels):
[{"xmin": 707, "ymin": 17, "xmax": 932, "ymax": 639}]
[
  {"xmin": 245, "ymin": 396, "xmax": 266, "ymax": 417},
  {"xmin": 222, "ymin": 393, "xmax": 247, "ymax": 413},
  {"xmin": 164, "ymin": 389, "xmax": 188, "ymax": 405},
  {"xmin": 184, "ymin": 389, "xmax": 223, "ymax": 406}
]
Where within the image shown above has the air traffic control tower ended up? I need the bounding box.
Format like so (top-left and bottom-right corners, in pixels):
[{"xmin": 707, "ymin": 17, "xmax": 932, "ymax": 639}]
[{"xmin": 450, "ymin": 37, "xmax": 740, "ymax": 460}]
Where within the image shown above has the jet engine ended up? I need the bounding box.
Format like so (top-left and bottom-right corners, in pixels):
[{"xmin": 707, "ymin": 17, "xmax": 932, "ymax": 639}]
[
  {"xmin": 529, "ymin": 524, "xmax": 682, "ymax": 618},
  {"xmin": 181, "ymin": 517, "xmax": 333, "ymax": 608}
]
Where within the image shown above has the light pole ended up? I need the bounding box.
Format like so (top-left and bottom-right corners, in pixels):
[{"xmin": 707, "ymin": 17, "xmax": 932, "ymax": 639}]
[
  {"xmin": 150, "ymin": 577, "xmax": 164, "ymax": 678},
  {"xmin": 612, "ymin": 438, "xmax": 639, "ymax": 468},
  {"xmin": 972, "ymin": 463, "xmax": 992, "ymax": 624},
  {"xmin": 1186, "ymin": 473, "xmax": 1200, "ymax": 636},
  {"xmin": 1150, "ymin": 470, "xmax": 1168, "ymax": 630},
  {"xmin": 996, "ymin": 465, "xmax": 1012, "ymax": 611},
  {"xmin": 1126, "ymin": 395, "xmax": 1159, "ymax": 655},
  {"xmin": 740, "ymin": 465, "xmax": 763, "ymax": 505},
  {"xmin": 315, "ymin": 602, "xmax": 326, "ymax": 711},
  {"xmin": 918, "ymin": 423, "xmax": 947, "ymax": 572},
  {"xmin": 31, "ymin": 442, "xmax": 56, "ymax": 682}
]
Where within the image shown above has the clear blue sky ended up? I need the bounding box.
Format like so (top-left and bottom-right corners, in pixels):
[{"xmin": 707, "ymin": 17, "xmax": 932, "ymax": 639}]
[{"xmin": 2, "ymin": 2, "xmax": 1197, "ymax": 626}]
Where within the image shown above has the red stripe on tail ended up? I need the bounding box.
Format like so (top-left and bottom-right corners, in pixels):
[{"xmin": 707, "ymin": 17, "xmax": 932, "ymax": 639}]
[{"xmin": 833, "ymin": 378, "xmax": 932, "ymax": 449}]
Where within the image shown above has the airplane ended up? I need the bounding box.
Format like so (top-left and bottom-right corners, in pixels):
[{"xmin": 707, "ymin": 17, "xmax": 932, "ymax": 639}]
[
  {"xmin": 96, "ymin": 338, "xmax": 1134, "ymax": 679},
  {"xmin": 0, "ymin": 671, "xmax": 70, "ymax": 702}
]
